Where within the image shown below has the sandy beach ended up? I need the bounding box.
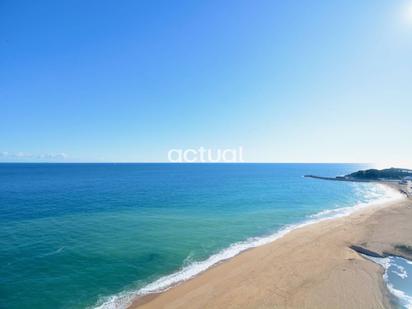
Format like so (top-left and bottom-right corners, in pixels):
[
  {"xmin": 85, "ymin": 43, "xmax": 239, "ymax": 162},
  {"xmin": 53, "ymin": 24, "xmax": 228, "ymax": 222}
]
[{"xmin": 130, "ymin": 183, "xmax": 412, "ymax": 309}]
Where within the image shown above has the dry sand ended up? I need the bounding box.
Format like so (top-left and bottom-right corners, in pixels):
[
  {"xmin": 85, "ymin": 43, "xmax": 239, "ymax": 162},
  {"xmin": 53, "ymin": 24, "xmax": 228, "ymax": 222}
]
[{"xmin": 130, "ymin": 184, "xmax": 412, "ymax": 309}]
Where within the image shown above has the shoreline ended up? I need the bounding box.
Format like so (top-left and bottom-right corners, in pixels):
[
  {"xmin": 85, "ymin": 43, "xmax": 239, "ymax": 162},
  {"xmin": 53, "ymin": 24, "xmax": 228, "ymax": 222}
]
[{"xmin": 127, "ymin": 182, "xmax": 412, "ymax": 308}]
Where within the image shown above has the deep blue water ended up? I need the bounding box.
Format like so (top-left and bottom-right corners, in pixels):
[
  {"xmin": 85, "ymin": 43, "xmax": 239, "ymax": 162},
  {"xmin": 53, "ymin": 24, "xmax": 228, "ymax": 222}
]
[{"xmin": 0, "ymin": 163, "xmax": 401, "ymax": 308}]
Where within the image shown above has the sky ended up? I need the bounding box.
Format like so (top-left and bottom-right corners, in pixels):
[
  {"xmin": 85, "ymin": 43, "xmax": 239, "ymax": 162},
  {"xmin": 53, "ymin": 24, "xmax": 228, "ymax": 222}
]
[{"xmin": 1, "ymin": 0, "xmax": 412, "ymax": 166}]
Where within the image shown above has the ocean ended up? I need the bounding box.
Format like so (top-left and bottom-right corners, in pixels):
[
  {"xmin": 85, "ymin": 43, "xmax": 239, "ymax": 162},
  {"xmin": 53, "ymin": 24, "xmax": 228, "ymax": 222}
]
[
  {"xmin": 0, "ymin": 163, "xmax": 405, "ymax": 309},
  {"xmin": 365, "ymin": 255, "xmax": 412, "ymax": 309}
]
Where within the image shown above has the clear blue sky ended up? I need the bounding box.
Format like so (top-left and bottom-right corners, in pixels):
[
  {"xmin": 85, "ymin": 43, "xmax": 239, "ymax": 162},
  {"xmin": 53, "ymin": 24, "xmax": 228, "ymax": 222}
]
[{"xmin": 1, "ymin": 0, "xmax": 411, "ymax": 165}]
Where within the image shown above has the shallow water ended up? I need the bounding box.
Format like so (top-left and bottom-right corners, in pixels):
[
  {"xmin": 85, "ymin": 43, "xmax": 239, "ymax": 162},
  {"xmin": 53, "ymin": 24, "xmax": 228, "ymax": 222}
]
[
  {"xmin": 0, "ymin": 163, "xmax": 402, "ymax": 308},
  {"xmin": 365, "ymin": 255, "xmax": 412, "ymax": 309}
]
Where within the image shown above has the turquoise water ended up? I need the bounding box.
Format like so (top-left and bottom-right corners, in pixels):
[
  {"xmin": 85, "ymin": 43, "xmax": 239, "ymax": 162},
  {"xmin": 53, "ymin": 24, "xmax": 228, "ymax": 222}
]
[{"xmin": 0, "ymin": 163, "xmax": 402, "ymax": 308}]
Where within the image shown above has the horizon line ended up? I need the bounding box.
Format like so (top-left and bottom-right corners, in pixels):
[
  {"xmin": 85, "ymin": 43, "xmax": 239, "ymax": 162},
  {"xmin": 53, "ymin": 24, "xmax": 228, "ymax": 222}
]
[{"xmin": 0, "ymin": 161, "xmax": 374, "ymax": 164}]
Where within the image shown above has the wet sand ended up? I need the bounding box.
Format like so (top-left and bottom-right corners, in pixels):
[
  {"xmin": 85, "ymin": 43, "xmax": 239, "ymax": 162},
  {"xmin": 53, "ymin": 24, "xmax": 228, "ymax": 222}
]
[{"xmin": 130, "ymin": 183, "xmax": 412, "ymax": 309}]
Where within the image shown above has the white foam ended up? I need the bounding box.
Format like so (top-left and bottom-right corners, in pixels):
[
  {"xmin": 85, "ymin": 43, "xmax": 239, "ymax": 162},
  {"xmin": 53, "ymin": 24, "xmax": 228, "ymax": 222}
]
[
  {"xmin": 363, "ymin": 255, "xmax": 412, "ymax": 308},
  {"xmin": 392, "ymin": 264, "xmax": 408, "ymax": 279},
  {"xmin": 387, "ymin": 283, "xmax": 412, "ymax": 309},
  {"xmin": 312, "ymin": 184, "xmax": 401, "ymax": 219},
  {"xmin": 93, "ymin": 183, "xmax": 404, "ymax": 309}
]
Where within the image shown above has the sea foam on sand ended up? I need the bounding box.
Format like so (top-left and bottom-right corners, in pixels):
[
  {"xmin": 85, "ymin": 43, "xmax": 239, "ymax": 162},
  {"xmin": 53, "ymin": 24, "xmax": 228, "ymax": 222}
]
[{"xmin": 94, "ymin": 184, "xmax": 403, "ymax": 309}]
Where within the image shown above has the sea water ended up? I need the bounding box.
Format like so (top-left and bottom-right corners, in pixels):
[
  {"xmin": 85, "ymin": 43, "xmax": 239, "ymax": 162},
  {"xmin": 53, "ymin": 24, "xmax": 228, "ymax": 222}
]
[
  {"xmin": 0, "ymin": 163, "xmax": 404, "ymax": 309},
  {"xmin": 365, "ymin": 255, "xmax": 412, "ymax": 309}
]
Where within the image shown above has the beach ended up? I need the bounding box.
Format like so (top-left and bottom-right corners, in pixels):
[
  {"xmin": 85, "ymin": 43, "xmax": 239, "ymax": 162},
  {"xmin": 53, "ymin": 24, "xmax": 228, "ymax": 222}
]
[
  {"xmin": 5, "ymin": 164, "xmax": 399, "ymax": 309},
  {"xmin": 131, "ymin": 183, "xmax": 412, "ymax": 309}
]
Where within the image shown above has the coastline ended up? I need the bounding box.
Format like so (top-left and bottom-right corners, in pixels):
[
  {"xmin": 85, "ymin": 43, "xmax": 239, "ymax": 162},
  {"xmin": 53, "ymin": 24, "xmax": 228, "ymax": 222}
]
[{"xmin": 128, "ymin": 182, "xmax": 412, "ymax": 308}]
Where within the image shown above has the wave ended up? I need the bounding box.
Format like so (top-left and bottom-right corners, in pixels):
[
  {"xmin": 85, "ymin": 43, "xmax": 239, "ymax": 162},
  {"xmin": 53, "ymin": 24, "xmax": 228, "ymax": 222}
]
[
  {"xmin": 93, "ymin": 183, "xmax": 404, "ymax": 309},
  {"xmin": 364, "ymin": 255, "xmax": 412, "ymax": 309},
  {"xmin": 310, "ymin": 184, "xmax": 399, "ymax": 219},
  {"xmin": 37, "ymin": 247, "xmax": 65, "ymax": 259},
  {"xmin": 387, "ymin": 285, "xmax": 412, "ymax": 309}
]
